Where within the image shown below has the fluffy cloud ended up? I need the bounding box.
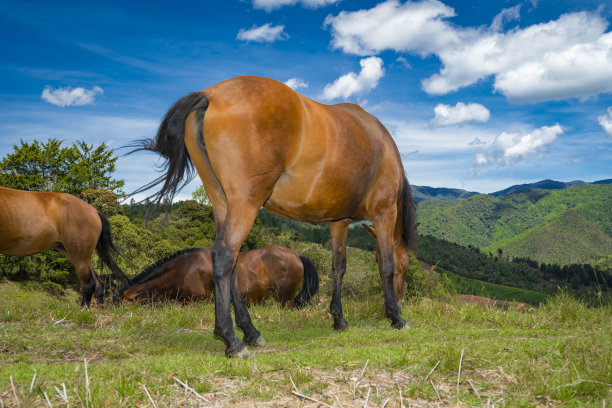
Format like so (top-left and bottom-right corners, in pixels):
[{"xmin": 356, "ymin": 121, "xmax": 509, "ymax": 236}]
[
  {"xmin": 253, "ymin": 0, "xmax": 339, "ymax": 11},
  {"xmin": 324, "ymin": 0, "xmax": 457, "ymax": 56},
  {"xmin": 284, "ymin": 78, "xmax": 309, "ymax": 91},
  {"xmin": 473, "ymin": 124, "xmax": 563, "ymax": 170},
  {"xmin": 320, "ymin": 57, "xmax": 384, "ymax": 100},
  {"xmin": 598, "ymin": 107, "xmax": 612, "ymax": 137},
  {"xmin": 325, "ymin": 1, "xmax": 612, "ymax": 103},
  {"xmin": 237, "ymin": 23, "xmax": 288, "ymax": 43},
  {"xmin": 431, "ymin": 102, "xmax": 490, "ymax": 126},
  {"xmin": 41, "ymin": 86, "xmax": 103, "ymax": 107}
]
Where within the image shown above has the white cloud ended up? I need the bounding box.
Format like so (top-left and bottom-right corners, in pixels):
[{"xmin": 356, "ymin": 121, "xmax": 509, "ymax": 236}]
[
  {"xmin": 325, "ymin": 1, "xmax": 612, "ymax": 103},
  {"xmin": 598, "ymin": 107, "xmax": 612, "ymax": 137},
  {"xmin": 473, "ymin": 124, "xmax": 563, "ymax": 171},
  {"xmin": 41, "ymin": 86, "xmax": 103, "ymax": 107},
  {"xmin": 237, "ymin": 23, "xmax": 288, "ymax": 43},
  {"xmin": 491, "ymin": 4, "xmax": 521, "ymax": 32},
  {"xmin": 284, "ymin": 78, "xmax": 309, "ymax": 91},
  {"xmin": 253, "ymin": 0, "xmax": 339, "ymax": 11},
  {"xmin": 320, "ymin": 56, "xmax": 384, "ymax": 100},
  {"xmin": 324, "ymin": 0, "xmax": 457, "ymax": 56},
  {"xmin": 431, "ymin": 102, "xmax": 490, "ymax": 126}
]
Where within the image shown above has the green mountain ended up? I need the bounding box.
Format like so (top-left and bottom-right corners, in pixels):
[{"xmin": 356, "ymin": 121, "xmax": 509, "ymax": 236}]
[
  {"xmin": 417, "ymin": 184, "xmax": 612, "ymax": 267},
  {"xmin": 411, "ymin": 185, "xmax": 478, "ymax": 203},
  {"xmin": 489, "ymin": 179, "xmax": 588, "ymax": 197},
  {"xmin": 489, "ymin": 210, "xmax": 612, "ymax": 266}
]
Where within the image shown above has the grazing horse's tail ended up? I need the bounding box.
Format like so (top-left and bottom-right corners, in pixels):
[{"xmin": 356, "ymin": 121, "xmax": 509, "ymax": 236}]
[
  {"xmin": 127, "ymin": 92, "xmax": 210, "ymax": 203},
  {"xmin": 294, "ymin": 255, "xmax": 319, "ymax": 309},
  {"xmin": 96, "ymin": 212, "xmax": 129, "ymax": 285},
  {"xmin": 401, "ymin": 175, "xmax": 418, "ymax": 252}
]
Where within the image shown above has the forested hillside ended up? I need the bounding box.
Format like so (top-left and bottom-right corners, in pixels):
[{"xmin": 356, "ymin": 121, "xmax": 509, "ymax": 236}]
[{"xmin": 417, "ymin": 184, "xmax": 612, "ymax": 267}]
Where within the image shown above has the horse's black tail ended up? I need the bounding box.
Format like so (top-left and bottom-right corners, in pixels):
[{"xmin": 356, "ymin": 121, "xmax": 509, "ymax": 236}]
[
  {"xmin": 401, "ymin": 175, "xmax": 418, "ymax": 252},
  {"xmin": 294, "ymin": 255, "xmax": 319, "ymax": 309},
  {"xmin": 96, "ymin": 211, "xmax": 129, "ymax": 285},
  {"xmin": 126, "ymin": 92, "xmax": 209, "ymax": 204}
]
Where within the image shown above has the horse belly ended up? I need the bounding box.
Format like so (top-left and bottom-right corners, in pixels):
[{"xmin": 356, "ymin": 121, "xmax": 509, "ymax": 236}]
[
  {"xmin": 0, "ymin": 213, "xmax": 59, "ymax": 256},
  {"xmin": 264, "ymin": 169, "xmax": 369, "ymax": 222}
]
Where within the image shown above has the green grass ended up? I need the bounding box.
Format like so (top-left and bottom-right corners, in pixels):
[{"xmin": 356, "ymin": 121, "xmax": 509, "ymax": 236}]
[
  {"xmin": 1, "ymin": 280, "xmax": 610, "ymax": 407},
  {"xmin": 443, "ymin": 270, "xmax": 549, "ymax": 305}
]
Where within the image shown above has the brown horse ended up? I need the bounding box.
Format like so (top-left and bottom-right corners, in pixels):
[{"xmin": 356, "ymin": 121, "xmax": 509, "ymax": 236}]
[
  {"xmin": 0, "ymin": 186, "xmax": 128, "ymax": 305},
  {"xmin": 115, "ymin": 246, "xmax": 319, "ymax": 308},
  {"xmin": 133, "ymin": 75, "xmax": 417, "ymax": 357}
]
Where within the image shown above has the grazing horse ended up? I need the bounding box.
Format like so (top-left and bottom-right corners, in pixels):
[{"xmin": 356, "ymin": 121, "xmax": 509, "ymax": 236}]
[
  {"xmin": 115, "ymin": 246, "xmax": 319, "ymax": 308},
  {"xmin": 134, "ymin": 75, "xmax": 417, "ymax": 357},
  {"xmin": 0, "ymin": 186, "xmax": 128, "ymax": 305}
]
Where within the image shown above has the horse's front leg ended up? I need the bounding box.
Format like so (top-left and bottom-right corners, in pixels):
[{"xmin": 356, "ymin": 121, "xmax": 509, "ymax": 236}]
[{"xmin": 330, "ymin": 220, "xmax": 351, "ymax": 331}]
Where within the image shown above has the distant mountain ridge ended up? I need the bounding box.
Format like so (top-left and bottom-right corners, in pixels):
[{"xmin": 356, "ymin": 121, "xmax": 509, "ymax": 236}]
[
  {"xmin": 411, "ymin": 185, "xmax": 478, "ymax": 203},
  {"xmin": 413, "ymin": 178, "xmax": 611, "ymax": 202}
]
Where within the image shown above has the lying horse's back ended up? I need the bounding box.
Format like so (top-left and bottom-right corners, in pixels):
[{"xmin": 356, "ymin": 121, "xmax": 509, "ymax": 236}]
[
  {"xmin": 122, "ymin": 249, "xmax": 214, "ymax": 301},
  {"xmin": 201, "ymin": 76, "xmax": 404, "ymax": 222},
  {"xmin": 237, "ymin": 245, "xmax": 303, "ymax": 305}
]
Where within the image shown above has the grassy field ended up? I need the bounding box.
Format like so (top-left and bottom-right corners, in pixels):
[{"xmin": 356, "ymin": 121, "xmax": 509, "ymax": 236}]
[
  {"xmin": 1, "ymin": 280, "xmax": 610, "ymax": 407},
  {"xmin": 443, "ymin": 270, "xmax": 549, "ymax": 306}
]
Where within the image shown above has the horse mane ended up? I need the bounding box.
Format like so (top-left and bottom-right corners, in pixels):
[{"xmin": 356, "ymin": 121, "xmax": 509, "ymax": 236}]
[{"xmin": 116, "ymin": 248, "xmax": 204, "ymax": 297}]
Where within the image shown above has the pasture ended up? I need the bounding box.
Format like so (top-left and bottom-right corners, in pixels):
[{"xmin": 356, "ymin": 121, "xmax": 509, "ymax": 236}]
[{"xmin": 1, "ymin": 280, "xmax": 610, "ymax": 407}]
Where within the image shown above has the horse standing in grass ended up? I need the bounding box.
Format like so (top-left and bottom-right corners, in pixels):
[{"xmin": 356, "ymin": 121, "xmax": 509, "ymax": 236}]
[
  {"xmin": 0, "ymin": 186, "xmax": 128, "ymax": 305},
  {"xmin": 133, "ymin": 75, "xmax": 417, "ymax": 357},
  {"xmin": 115, "ymin": 246, "xmax": 319, "ymax": 308}
]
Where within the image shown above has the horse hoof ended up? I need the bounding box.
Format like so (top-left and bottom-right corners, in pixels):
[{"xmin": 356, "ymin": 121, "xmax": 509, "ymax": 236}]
[
  {"xmin": 247, "ymin": 335, "xmax": 267, "ymax": 348},
  {"xmin": 391, "ymin": 316, "xmax": 406, "ymax": 330},
  {"xmin": 333, "ymin": 317, "xmax": 349, "ymax": 331},
  {"xmin": 227, "ymin": 345, "xmax": 251, "ymax": 359}
]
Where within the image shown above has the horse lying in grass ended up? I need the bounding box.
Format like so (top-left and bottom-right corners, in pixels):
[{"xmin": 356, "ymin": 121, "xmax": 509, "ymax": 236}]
[
  {"xmin": 0, "ymin": 186, "xmax": 128, "ymax": 306},
  {"xmin": 115, "ymin": 246, "xmax": 319, "ymax": 308}
]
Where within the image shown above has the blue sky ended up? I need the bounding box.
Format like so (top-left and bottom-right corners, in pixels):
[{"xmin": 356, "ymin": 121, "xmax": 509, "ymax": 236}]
[{"xmin": 1, "ymin": 0, "xmax": 611, "ymax": 199}]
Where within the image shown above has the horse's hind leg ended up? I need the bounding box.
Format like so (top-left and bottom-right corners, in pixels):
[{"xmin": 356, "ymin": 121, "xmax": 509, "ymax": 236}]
[
  {"xmin": 90, "ymin": 266, "xmax": 104, "ymax": 304},
  {"xmin": 211, "ymin": 201, "xmax": 265, "ymax": 357},
  {"xmin": 71, "ymin": 258, "xmax": 102, "ymax": 306},
  {"xmin": 372, "ymin": 212, "xmax": 406, "ymax": 329},
  {"xmin": 230, "ymin": 264, "xmax": 265, "ymax": 347},
  {"xmin": 330, "ymin": 220, "xmax": 351, "ymax": 331}
]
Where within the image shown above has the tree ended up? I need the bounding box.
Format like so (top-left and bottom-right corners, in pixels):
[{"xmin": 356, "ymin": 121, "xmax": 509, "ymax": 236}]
[
  {"xmin": 192, "ymin": 185, "xmax": 210, "ymax": 205},
  {"xmin": 0, "ymin": 139, "xmax": 71, "ymax": 191},
  {"xmin": 81, "ymin": 189, "xmax": 124, "ymax": 216},
  {"xmin": 0, "ymin": 138, "xmax": 124, "ymax": 196},
  {"xmin": 61, "ymin": 141, "xmax": 124, "ymax": 196}
]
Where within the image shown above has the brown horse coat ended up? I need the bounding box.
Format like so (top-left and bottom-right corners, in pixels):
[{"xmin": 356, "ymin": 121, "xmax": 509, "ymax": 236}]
[
  {"xmin": 0, "ymin": 186, "xmax": 127, "ymax": 305},
  {"xmin": 135, "ymin": 75, "xmax": 417, "ymax": 357},
  {"xmin": 117, "ymin": 246, "xmax": 318, "ymax": 307}
]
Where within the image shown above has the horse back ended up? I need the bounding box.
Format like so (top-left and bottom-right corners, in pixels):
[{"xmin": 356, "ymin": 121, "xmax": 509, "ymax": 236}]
[
  {"xmin": 239, "ymin": 246, "xmax": 303, "ymax": 304},
  {"xmin": 0, "ymin": 186, "xmax": 99, "ymax": 256}
]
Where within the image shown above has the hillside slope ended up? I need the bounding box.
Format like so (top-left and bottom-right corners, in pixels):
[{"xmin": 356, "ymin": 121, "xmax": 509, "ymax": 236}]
[
  {"xmin": 488, "ymin": 210, "xmax": 612, "ymax": 266},
  {"xmin": 417, "ymin": 184, "xmax": 612, "ymax": 266}
]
